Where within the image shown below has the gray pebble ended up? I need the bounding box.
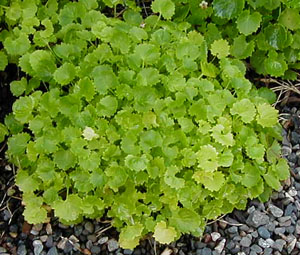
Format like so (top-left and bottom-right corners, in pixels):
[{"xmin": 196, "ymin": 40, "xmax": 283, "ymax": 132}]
[
  {"xmin": 84, "ymin": 222, "xmax": 94, "ymax": 234},
  {"xmin": 279, "ymin": 220, "xmax": 292, "ymax": 227},
  {"xmin": 286, "ymin": 225, "xmax": 295, "ymax": 234},
  {"xmin": 87, "ymin": 234, "xmax": 97, "ymax": 242},
  {"xmin": 91, "ymin": 245, "xmax": 101, "ymax": 254},
  {"xmin": 240, "ymin": 236, "xmax": 251, "ymax": 247},
  {"xmin": 246, "ymin": 211, "xmax": 269, "ymax": 228},
  {"xmin": 97, "ymin": 236, "xmax": 108, "ymax": 245},
  {"xmin": 107, "ymin": 239, "xmax": 119, "ymax": 252},
  {"xmin": 124, "ymin": 249, "xmax": 134, "ymax": 255},
  {"xmin": 258, "ymin": 238, "xmax": 271, "ymax": 248},
  {"xmin": 251, "ymin": 231, "xmax": 258, "ymax": 238},
  {"xmin": 46, "ymin": 247, "xmax": 58, "ymax": 255},
  {"xmin": 282, "ymin": 146, "xmax": 292, "ymax": 156},
  {"xmin": 263, "ymin": 248, "xmax": 273, "ymax": 255},
  {"xmin": 214, "ymin": 239, "xmax": 225, "ymax": 253},
  {"xmin": 202, "ymin": 247, "xmax": 212, "ymax": 255},
  {"xmin": 268, "ymin": 205, "xmax": 283, "ymax": 218},
  {"xmin": 284, "ymin": 204, "xmax": 295, "ymax": 216},
  {"xmin": 226, "ymin": 240, "xmax": 235, "ymax": 250},
  {"xmin": 287, "ymin": 237, "xmax": 297, "ymax": 253},
  {"xmin": 45, "ymin": 236, "xmax": 53, "ymax": 248},
  {"xmin": 74, "ymin": 225, "xmax": 83, "ymax": 236},
  {"xmin": 274, "ymin": 227, "xmax": 285, "ymax": 234},
  {"xmin": 250, "ymin": 244, "xmax": 262, "ymax": 253},
  {"xmin": 227, "ymin": 226, "xmax": 238, "ymax": 234},
  {"xmin": 249, "ymin": 252, "xmax": 256, "ymax": 255},
  {"xmin": 33, "ymin": 240, "xmax": 43, "ymax": 255},
  {"xmin": 258, "ymin": 226, "xmax": 271, "ymax": 239},
  {"xmin": 272, "ymin": 239, "xmax": 286, "ymax": 252},
  {"xmin": 278, "ymin": 216, "xmax": 291, "ymax": 223},
  {"xmin": 63, "ymin": 241, "xmax": 73, "ymax": 253},
  {"xmin": 17, "ymin": 245, "xmax": 27, "ymax": 255},
  {"xmin": 195, "ymin": 241, "xmax": 206, "ymax": 249}
]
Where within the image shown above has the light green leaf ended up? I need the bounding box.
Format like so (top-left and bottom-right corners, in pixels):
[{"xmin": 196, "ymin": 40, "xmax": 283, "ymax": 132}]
[
  {"xmin": 153, "ymin": 221, "xmax": 177, "ymax": 244},
  {"xmin": 197, "ymin": 145, "xmax": 219, "ymax": 172},
  {"xmin": 7, "ymin": 133, "xmax": 30, "ymax": 156},
  {"xmin": 119, "ymin": 224, "xmax": 144, "ymax": 249},
  {"xmin": 193, "ymin": 171, "xmax": 225, "ymax": 192},
  {"xmin": 10, "ymin": 78, "xmax": 27, "ymax": 97},
  {"xmin": 53, "ymin": 194, "xmax": 83, "ymax": 223},
  {"xmin": 211, "ymin": 39, "xmax": 230, "ymax": 59},
  {"xmin": 53, "ymin": 150, "xmax": 76, "ymax": 170},
  {"xmin": 230, "ymin": 98, "xmax": 256, "ymax": 123},
  {"xmin": 53, "ymin": 63, "xmax": 76, "ymax": 85},
  {"xmin": 237, "ymin": 10, "xmax": 261, "ymax": 35},
  {"xmin": 256, "ymin": 103, "xmax": 278, "ymax": 127},
  {"xmin": 125, "ymin": 154, "xmax": 148, "ymax": 172},
  {"xmin": 231, "ymin": 35, "xmax": 255, "ymax": 59},
  {"xmin": 151, "ymin": 0, "xmax": 175, "ymax": 20}
]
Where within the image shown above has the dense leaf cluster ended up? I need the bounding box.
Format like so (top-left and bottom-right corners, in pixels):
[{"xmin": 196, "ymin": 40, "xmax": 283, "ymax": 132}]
[
  {"xmin": 0, "ymin": 0, "xmax": 291, "ymax": 249},
  {"xmin": 172, "ymin": 0, "xmax": 300, "ymax": 79}
]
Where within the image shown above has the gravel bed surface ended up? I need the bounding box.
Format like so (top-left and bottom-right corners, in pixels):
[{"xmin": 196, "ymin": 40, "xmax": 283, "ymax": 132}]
[{"xmin": 1, "ymin": 107, "xmax": 300, "ymax": 255}]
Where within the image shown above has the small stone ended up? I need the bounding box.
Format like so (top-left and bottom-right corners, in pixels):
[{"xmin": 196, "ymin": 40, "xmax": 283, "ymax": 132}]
[
  {"xmin": 17, "ymin": 245, "xmax": 27, "ymax": 255},
  {"xmin": 240, "ymin": 237, "xmax": 251, "ymax": 247},
  {"xmin": 268, "ymin": 205, "xmax": 283, "ymax": 218},
  {"xmin": 282, "ymin": 146, "xmax": 292, "ymax": 156},
  {"xmin": 226, "ymin": 240, "xmax": 235, "ymax": 250},
  {"xmin": 124, "ymin": 249, "xmax": 134, "ymax": 255},
  {"xmin": 45, "ymin": 224, "xmax": 52, "ymax": 235},
  {"xmin": 227, "ymin": 226, "xmax": 238, "ymax": 234},
  {"xmin": 257, "ymin": 226, "xmax": 271, "ymax": 239},
  {"xmin": 214, "ymin": 239, "xmax": 226, "ymax": 253},
  {"xmin": 263, "ymin": 248, "xmax": 273, "ymax": 255},
  {"xmin": 237, "ymin": 253, "xmax": 246, "ymax": 255},
  {"xmin": 84, "ymin": 222, "xmax": 94, "ymax": 234},
  {"xmin": 288, "ymin": 187, "xmax": 297, "ymax": 197},
  {"xmin": 287, "ymin": 237, "xmax": 297, "ymax": 253},
  {"xmin": 272, "ymin": 239, "xmax": 286, "ymax": 252},
  {"xmin": 33, "ymin": 240, "xmax": 43, "ymax": 255},
  {"xmin": 284, "ymin": 204, "xmax": 295, "ymax": 216},
  {"xmin": 286, "ymin": 225, "xmax": 295, "ymax": 234},
  {"xmin": 69, "ymin": 235, "xmax": 79, "ymax": 244},
  {"xmin": 250, "ymin": 244, "xmax": 262, "ymax": 253},
  {"xmin": 98, "ymin": 236, "xmax": 109, "ymax": 245},
  {"xmin": 258, "ymin": 238, "xmax": 271, "ymax": 248},
  {"xmin": 90, "ymin": 246, "xmax": 101, "ymax": 254},
  {"xmin": 218, "ymin": 221, "xmax": 227, "ymax": 229},
  {"xmin": 251, "ymin": 231, "xmax": 258, "ymax": 238},
  {"xmin": 274, "ymin": 227, "xmax": 285, "ymax": 235},
  {"xmin": 211, "ymin": 232, "xmax": 221, "ymax": 242},
  {"xmin": 202, "ymin": 247, "xmax": 212, "ymax": 255},
  {"xmin": 32, "ymin": 224, "xmax": 43, "ymax": 232},
  {"xmin": 45, "ymin": 236, "xmax": 53, "ymax": 248},
  {"xmin": 195, "ymin": 241, "xmax": 206, "ymax": 249},
  {"xmin": 279, "ymin": 220, "xmax": 292, "ymax": 227},
  {"xmin": 87, "ymin": 234, "xmax": 97, "ymax": 243},
  {"xmin": 86, "ymin": 240, "xmax": 93, "ymax": 250},
  {"xmin": 58, "ymin": 223, "xmax": 69, "ymax": 229},
  {"xmin": 74, "ymin": 225, "xmax": 83, "ymax": 236},
  {"xmin": 107, "ymin": 239, "xmax": 119, "ymax": 252},
  {"xmin": 40, "ymin": 235, "xmax": 48, "ymax": 243},
  {"xmin": 63, "ymin": 241, "xmax": 73, "ymax": 253},
  {"xmin": 46, "ymin": 247, "xmax": 58, "ymax": 255},
  {"xmin": 57, "ymin": 238, "xmax": 67, "ymax": 250},
  {"xmin": 246, "ymin": 211, "xmax": 269, "ymax": 228}
]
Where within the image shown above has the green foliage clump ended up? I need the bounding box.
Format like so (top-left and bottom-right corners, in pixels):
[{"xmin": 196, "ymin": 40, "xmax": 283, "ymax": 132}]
[
  {"xmin": 172, "ymin": 0, "xmax": 300, "ymax": 79},
  {"xmin": 0, "ymin": 0, "xmax": 291, "ymax": 249}
]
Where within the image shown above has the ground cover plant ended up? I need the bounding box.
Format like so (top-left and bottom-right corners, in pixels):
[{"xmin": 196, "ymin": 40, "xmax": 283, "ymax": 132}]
[{"xmin": 0, "ymin": 0, "xmax": 294, "ymax": 249}]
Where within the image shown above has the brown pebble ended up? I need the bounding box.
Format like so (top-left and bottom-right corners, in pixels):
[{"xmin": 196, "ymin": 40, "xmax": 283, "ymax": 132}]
[
  {"xmin": 22, "ymin": 221, "xmax": 32, "ymax": 234},
  {"xmin": 83, "ymin": 248, "xmax": 91, "ymax": 255},
  {"xmin": 240, "ymin": 231, "xmax": 247, "ymax": 237},
  {"xmin": 203, "ymin": 233, "xmax": 212, "ymax": 243},
  {"xmin": 218, "ymin": 221, "xmax": 227, "ymax": 229}
]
